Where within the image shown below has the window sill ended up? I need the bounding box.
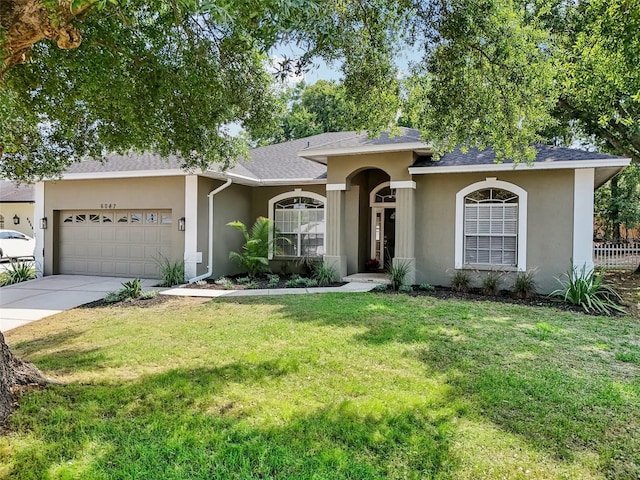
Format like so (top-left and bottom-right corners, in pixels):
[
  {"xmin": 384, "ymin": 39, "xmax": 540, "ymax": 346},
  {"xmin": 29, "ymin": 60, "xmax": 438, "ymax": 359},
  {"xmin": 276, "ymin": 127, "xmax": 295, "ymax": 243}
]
[{"xmin": 458, "ymin": 264, "xmax": 519, "ymax": 272}]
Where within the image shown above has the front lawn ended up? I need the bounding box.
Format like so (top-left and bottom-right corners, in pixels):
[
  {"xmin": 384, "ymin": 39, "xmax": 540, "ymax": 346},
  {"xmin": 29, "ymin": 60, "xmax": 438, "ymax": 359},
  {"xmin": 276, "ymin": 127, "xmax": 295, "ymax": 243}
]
[{"xmin": 2, "ymin": 294, "xmax": 640, "ymax": 479}]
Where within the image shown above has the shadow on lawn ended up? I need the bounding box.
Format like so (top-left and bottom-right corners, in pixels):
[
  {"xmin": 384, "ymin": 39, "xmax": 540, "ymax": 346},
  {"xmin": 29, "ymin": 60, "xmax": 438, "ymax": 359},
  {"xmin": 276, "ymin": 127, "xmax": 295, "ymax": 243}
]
[
  {"xmin": 219, "ymin": 294, "xmax": 640, "ymax": 479},
  {"xmin": 8, "ymin": 361, "xmax": 457, "ymax": 479}
]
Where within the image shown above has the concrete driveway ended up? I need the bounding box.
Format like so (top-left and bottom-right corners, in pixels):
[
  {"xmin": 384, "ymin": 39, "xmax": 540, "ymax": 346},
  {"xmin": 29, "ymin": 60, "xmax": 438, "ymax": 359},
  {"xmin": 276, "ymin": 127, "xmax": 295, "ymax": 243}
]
[{"xmin": 0, "ymin": 275, "xmax": 159, "ymax": 333}]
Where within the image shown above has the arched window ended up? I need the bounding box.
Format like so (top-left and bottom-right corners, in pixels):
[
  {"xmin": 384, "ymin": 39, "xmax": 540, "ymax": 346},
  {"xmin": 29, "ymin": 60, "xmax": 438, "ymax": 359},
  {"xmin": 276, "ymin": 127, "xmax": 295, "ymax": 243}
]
[
  {"xmin": 455, "ymin": 179, "xmax": 527, "ymax": 270},
  {"xmin": 268, "ymin": 190, "xmax": 325, "ymax": 259}
]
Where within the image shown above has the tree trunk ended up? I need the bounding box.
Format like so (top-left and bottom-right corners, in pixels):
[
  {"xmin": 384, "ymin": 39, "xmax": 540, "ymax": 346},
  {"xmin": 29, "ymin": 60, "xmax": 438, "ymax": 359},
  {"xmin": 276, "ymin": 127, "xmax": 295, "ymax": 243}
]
[
  {"xmin": 0, "ymin": 331, "xmax": 49, "ymax": 425},
  {"xmin": 0, "ymin": 0, "xmax": 86, "ymax": 73}
]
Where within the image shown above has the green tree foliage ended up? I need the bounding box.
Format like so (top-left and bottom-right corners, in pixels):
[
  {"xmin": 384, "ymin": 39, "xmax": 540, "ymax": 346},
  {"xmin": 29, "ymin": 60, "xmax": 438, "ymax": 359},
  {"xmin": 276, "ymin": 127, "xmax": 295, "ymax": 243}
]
[
  {"xmin": 595, "ymin": 165, "xmax": 640, "ymax": 241},
  {"xmin": 251, "ymin": 80, "xmax": 357, "ymax": 145}
]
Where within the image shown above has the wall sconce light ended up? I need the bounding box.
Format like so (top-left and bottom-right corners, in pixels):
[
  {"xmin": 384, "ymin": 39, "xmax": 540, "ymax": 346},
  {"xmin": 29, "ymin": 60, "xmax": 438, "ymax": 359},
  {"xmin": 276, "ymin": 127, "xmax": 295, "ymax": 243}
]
[
  {"xmin": 13, "ymin": 214, "xmax": 20, "ymax": 225},
  {"xmin": 40, "ymin": 217, "xmax": 48, "ymax": 229},
  {"xmin": 178, "ymin": 217, "xmax": 186, "ymax": 231}
]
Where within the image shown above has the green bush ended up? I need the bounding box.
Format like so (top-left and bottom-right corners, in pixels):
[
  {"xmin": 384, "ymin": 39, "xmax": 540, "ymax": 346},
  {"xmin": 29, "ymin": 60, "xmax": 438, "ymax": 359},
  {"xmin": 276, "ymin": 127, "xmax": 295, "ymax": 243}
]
[
  {"xmin": 155, "ymin": 255, "xmax": 185, "ymax": 287},
  {"xmin": 266, "ymin": 274, "xmax": 280, "ymax": 288},
  {"xmin": 313, "ymin": 261, "xmax": 337, "ymax": 286},
  {"xmin": 419, "ymin": 283, "xmax": 435, "ymax": 292},
  {"xmin": 120, "ymin": 279, "xmax": 142, "ymax": 299},
  {"xmin": 228, "ymin": 217, "xmax": 290, "ymax": 278},
  {"xmin": 451, "ymin": 270, "xmax": 471, "ymax": 293},
  {"xmin": 388, "ymin": 261, "xmax": 410, "ymax": 291},
  {"xmin": 551, "ymin": 265, "xmax": 625, "ymax": 316},
  {"xmin": 139, "ymin": 290, "xmax": 159, "ymax": 300},
  {"xmin": 398, "ymin": 284, "xmax": 413, "ymax": 294},
  {"xmin": 513, "ymin": 271, "xmax": 537, "ymax": 298},
  {"xmin": 372, "ymin": 284, "xmax": 389, "ymax": 292},
  {"xmin": 104, "ymin": 292, "xmax": 123, "ymax": 303},
  {"xmin": 0, "ymin": 259, "xmax": 36, "ymax": 286},
  {"xmin": 215, "ymin": 277, "xmax": 234, "ymax": 289},
  {"xmin": 482, "ymin": 271, "xmax": 502, "ymax": 296}
]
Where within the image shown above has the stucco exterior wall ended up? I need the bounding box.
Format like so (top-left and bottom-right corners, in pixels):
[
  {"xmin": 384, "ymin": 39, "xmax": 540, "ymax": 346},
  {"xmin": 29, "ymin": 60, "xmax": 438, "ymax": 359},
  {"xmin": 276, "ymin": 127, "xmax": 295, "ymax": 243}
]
[
  {"xmin": 43, "ymin": 176, "xmax": 186, "ymax": 276},
  {"xmin": 204, "ymin": 181, "xmax": 252, "ymax": 278},
  {"xmin": 414, "ymin": 170, "xmax": 575, "ymax": 294},
  {"xmin": 326, "ymin": 152, "xmax": 413, "ymax": 184},
  {"xmin": 0, "ymin": 203, "xmax": 35, "ymax": 236}
]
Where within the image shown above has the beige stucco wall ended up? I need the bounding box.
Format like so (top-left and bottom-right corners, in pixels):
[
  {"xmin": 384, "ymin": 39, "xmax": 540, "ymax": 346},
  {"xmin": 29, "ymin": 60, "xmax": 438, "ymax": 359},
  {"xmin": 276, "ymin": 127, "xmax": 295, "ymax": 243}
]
[
  {"xmin": 195, "ymin": 179, "xmax": 253, "ymax": 278},
  {"xmin": 0, "ymin": 203, "xmax": 35, "ymax": 236},
  {"xmin": 43, "ymin": 176, "xmax": 186, "ymax": 276},
  {"xmin": 415, "ymin": 169, "xmax": 575, "ymax": 294},
  {"xmin": 326, "ymin": 152, "xmax": 413, "ymax": 184}
]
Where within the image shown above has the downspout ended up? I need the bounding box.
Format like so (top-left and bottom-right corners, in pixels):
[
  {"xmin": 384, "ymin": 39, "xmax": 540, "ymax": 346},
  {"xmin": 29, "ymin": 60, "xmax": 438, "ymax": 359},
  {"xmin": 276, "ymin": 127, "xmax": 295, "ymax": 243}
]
[{"xmin": 188, "ymin": 177, "xmax": 233, "ymax": 283}]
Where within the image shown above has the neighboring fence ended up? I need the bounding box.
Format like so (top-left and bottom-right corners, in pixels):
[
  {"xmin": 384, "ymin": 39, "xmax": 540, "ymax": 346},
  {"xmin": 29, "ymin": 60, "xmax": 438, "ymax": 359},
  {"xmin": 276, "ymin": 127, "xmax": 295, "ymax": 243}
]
[{"xmin": 594, "ymin": 242, "xmax": 640, "ymax": 269}]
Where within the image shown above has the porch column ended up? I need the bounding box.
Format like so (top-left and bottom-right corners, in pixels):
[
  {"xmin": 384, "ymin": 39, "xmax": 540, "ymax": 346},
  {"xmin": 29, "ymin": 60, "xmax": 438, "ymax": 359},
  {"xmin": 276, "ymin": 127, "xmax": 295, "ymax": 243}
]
[
  {"xmin": 184, "ymin": 175, "xmax": 199, "ymax": 280},
  {"xmin": 324, "ymin": 184, "xmax": 348, "ymax": 280},
  {"xmin": 391, "ymin": 181, "xmax": 416, "ymax": 285},
  {"xmin": 573, "ymin": 168, "xmax": 595, "ymax": 272}
]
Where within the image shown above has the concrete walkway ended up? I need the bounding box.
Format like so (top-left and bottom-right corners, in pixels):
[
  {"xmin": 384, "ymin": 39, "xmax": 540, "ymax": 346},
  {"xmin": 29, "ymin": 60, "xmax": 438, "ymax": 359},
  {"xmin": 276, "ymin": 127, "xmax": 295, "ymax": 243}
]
[
  {"xmin": 0, "ymin": 275, "xmax": 158, "ymax": 332},
  {"xmin": 160, "ymin": 281, "xmax": 378, "ymax": 298}
]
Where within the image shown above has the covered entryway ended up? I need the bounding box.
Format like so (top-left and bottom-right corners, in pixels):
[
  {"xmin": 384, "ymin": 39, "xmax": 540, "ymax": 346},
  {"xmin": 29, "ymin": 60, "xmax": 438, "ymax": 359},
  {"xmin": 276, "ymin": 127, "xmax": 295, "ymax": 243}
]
[{"xmin": 57, "ymin": 210, "xmax": 172, "ymax": 278}]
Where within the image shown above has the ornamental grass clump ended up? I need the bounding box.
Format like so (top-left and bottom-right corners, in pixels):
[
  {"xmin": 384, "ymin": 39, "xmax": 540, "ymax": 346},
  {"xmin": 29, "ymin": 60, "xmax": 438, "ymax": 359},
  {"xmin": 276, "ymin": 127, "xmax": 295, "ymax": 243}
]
[
  {"xmin": 0, "ymin": 259, "xmax": 36, "ymax": 286},
  {"xmin": 313, "ymin": 261, "xmax": 337, "ymax": 286},
  {"xmin": 551, "ymin": 265, "xmax": 625, "ymax": 316},
  {"xmin": 388, "ymin": 261, "xmax": 410, "ymax": 291}
]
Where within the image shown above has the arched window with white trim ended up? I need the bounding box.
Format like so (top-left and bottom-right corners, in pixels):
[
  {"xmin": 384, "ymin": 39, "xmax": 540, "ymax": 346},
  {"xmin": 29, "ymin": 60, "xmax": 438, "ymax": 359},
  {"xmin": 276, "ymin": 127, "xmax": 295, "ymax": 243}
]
[
  {"xmin": 455, "ymin": 178, "xmax": 527, "ymax": 270},
  {"xmin": 268, "ymin": 190, "xmax": 325, "ymax": 259}
]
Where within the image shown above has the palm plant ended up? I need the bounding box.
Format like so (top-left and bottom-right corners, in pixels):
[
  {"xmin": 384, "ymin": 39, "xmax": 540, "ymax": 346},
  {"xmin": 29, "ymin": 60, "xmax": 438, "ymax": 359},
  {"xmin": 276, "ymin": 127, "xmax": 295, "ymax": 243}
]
[{"xmin": 227, "ymin": 217, "xmax": 289, "ymax": 277}]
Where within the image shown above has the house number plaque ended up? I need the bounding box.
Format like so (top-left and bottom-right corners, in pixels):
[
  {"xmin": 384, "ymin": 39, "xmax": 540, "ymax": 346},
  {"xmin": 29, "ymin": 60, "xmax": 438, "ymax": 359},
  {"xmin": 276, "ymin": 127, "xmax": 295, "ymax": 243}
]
[{"xmin": 100, "ymin": 204, "xmax": 117, "ymax": 209}]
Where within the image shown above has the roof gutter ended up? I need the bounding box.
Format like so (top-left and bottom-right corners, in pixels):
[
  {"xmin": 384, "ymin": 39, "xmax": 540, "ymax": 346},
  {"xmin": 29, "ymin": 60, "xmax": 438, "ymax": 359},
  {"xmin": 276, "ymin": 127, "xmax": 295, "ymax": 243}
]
[{"xmin": 188, "ymin": 177, "xmax": 233, "ymax": 283}]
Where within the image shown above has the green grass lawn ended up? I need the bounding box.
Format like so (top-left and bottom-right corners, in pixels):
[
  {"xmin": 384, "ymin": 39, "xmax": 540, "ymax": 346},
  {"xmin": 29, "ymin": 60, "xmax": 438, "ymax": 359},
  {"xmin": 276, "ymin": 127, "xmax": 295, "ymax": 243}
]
[{"xmin": 2, "ymin": 293, "xmax": 640, "ymax": 479}]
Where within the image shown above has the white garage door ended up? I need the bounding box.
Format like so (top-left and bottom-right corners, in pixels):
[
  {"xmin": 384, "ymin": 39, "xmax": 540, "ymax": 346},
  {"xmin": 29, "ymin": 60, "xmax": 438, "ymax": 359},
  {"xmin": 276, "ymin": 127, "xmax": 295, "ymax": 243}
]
[{"xmin": 58, "ymin": 210, "xmax": 173, "ymax": 278}]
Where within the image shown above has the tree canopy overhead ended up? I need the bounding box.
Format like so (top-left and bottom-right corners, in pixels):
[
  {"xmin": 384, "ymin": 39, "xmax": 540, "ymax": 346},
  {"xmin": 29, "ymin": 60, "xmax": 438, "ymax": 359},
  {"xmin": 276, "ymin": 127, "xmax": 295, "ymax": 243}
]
[{"xmin": 1, "ymin": 0, "xmax": 638, "ymax": 182}]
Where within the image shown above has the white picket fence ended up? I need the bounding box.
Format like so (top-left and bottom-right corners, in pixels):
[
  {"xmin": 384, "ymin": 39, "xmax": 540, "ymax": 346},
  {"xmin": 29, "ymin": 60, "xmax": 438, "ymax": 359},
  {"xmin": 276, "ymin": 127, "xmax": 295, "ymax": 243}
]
[{"xmin": 593, "ymin": 242, "xmax": 640, "ymax": 269}]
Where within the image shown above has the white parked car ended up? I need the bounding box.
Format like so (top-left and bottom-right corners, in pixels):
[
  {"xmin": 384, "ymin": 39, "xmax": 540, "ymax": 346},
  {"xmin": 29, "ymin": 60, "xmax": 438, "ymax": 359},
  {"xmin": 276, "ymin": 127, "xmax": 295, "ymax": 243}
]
[{"xmin": 0, "ymin": 230, "xmax": 36, "ymax": 261}]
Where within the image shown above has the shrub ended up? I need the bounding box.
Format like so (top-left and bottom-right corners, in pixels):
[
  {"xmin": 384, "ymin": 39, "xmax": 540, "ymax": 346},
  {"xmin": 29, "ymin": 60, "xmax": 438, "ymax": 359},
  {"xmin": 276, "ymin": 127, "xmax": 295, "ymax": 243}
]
[
  {"xmin": 104, "ymin": 291, "xmax": 123, "ymax": 303},
  {"xmin": 513, "ymin": 271, "xmax": 537, "ymax": 298},
  {"xmin": 306, "ymin": 278, "xmax": 318, "ymax": 288},
  {"xmin": 215, "ymin": 277, "xmax": 234, "ymax": 289},
  {"xmin": 551, "ymin": 265, "xmax": 626, "ymax": 316},
  {"xmin": 388, "ymin": 261, "xmax": 411, "ymax": 291},
  {"xmin": 398, "ymin": 284, "xmax": 413, "ymax": 294},
  {"xmin": 227, "ymin": 217, "xmax": 290, "ymax": 277},
  {"xmin": 365, "ymin": 258, "xmax": 380, "ymax": 271},
  {"xmin": 372, "ymin": 284, "xmax": 388, "ymax": 292},
  {"xmin": 284, "ymin": 274, "xmax": 307, "ymax": 288},
  {"xmin": 245, "ymin": 281, "xmax": 259, "ymax": 289},
  {"xmin": 236, "ymin": 276, "xmax": 252, "ymax": 285},
  {"xmin": 419, "ymin": 283, "xmax": 435, "ymax": 292},
  {"xmin": 120, "ymin": 279, "xmax": 142, "ymax": 299},
  {"xmin": 195, "ymin": 279, "xmax": 207, "ymax": 286},
  {"xmin": 0, "ymin": 259, "xmax": 36, "ymax": 286},
  {"xmin": 451, "ymin": 270, "xmax": 471, "ymax": 292},
  {"xmin": 482, "ymin": 271, "xmax": 502, "ymax": 296},
  {"xmin": 313, "ymin": 262, "xmax": 337, "ymax": 286},
  {"xmin": 155, "ymin": 255, "xmax": 185, "ymax": 287},
  {"xmin": 139, "ymin": 290, "xmax": 159, "ymax": 300},
  {"xmin": 266, "ymin": 274, "xmax": 280, "ymax": 288}
]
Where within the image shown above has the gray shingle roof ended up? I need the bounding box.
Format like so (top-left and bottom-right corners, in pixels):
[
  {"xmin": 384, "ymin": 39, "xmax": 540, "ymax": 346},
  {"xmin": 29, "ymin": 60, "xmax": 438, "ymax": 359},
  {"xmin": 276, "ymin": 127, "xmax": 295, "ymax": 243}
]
[
  {"xmin": 299, "ymin": 128, "xmax": 424, "ymax": 152},
  {"xmin": 0, "ymin": 181, "xmax": 35, "ymax": 202},
  {"xmin": 65, "ymin": 153, "xmax": 183, "ymax": 174},
  {"xmin": 412, "ymin": 144, "xmax": 623, "ymax": 168},
  {"xmin": 242, "ymin": 133, "xmax": 350, "ymax": 180}
]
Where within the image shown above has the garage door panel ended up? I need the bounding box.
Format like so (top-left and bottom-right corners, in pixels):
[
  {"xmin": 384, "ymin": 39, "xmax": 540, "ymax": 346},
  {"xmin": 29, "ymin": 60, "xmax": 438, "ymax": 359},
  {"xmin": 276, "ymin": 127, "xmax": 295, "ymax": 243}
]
[{"xmin": 58, "ymin": 210, "xmax": 172, "ymax": 279}]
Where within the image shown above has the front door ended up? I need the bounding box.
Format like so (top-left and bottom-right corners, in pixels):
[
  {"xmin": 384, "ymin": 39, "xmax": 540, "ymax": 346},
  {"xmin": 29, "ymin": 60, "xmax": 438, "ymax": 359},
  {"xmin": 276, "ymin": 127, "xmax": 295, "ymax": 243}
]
[{"xmin": 371, "ymin": 207, "xmax": 396, "ymax": 268}]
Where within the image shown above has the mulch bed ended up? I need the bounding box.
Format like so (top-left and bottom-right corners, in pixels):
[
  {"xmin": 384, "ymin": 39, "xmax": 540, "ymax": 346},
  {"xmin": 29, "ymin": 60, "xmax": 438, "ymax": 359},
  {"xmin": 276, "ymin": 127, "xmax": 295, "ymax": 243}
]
[
  {"xmin": 186, "ymin": 273, "xmax": 346, "ymax": 290},
  {"xmin": 79, "ymin": 294, "xmax": 173, "ymax": 309}
]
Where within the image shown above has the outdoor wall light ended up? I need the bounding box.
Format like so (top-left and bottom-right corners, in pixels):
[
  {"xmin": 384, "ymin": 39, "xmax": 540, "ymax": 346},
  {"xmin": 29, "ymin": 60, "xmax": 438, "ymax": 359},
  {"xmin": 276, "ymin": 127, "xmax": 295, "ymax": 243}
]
[
  {"xmin": 40, "ymin": 217, "xmax": 48, "ymax": 229},
  {"xmin": 178, "ymin": 217, "xmax": 186, "ymax": 231},
  {"xmin": 13, "ymin": 214, "xmax": 20, "ymax": 225}
]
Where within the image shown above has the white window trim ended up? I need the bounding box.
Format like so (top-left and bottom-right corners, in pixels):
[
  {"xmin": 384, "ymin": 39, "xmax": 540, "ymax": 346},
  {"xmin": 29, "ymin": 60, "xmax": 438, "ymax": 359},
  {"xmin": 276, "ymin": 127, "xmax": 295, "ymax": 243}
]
[
  {"xmin": 455, "ymin": 178, "xmax": 528, "ymax": 271},
  {"xmin": 268, "ymin": 190, "xmax": 326, "ymax": 260},
  {"xmin": 369, "ymin": 181, "xmax": 397, "ymax": 207}
]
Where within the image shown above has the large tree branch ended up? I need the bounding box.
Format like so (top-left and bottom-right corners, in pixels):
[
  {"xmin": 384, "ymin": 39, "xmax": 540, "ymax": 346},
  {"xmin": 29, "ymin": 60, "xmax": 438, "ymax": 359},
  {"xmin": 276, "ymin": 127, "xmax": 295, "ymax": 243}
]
[{"xmin": 1, "ymin": 0, "xmax": 95, "ymax": 75}]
